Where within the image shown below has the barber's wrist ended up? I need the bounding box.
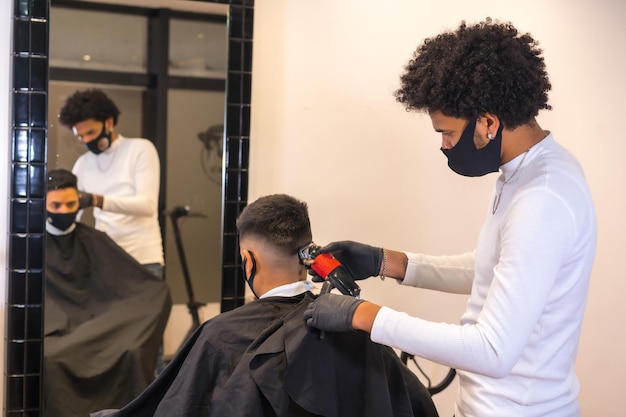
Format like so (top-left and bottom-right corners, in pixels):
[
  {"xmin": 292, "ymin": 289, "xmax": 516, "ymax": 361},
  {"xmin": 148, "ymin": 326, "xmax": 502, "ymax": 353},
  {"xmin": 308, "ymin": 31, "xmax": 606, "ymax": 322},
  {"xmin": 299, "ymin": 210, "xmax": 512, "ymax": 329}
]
[
  {"xmin": 379, "ymin": 249, "xmax": 408, "ymax": 281},
  {"xmin": 93, "ymin": 194, "xmax": 104, "ymax": 209}
]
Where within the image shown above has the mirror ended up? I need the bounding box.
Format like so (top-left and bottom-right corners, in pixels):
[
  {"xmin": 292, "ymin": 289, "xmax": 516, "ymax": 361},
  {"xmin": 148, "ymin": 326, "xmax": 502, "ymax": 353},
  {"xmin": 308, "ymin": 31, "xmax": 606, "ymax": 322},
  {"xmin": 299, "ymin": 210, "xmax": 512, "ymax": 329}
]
[
  {"xmin": 6, "ymin": 0, "xmax": 252, "ymax": 414},
  {"xmin": 47, "ymin": 0, "xmax": 228, "ymax": 308}
]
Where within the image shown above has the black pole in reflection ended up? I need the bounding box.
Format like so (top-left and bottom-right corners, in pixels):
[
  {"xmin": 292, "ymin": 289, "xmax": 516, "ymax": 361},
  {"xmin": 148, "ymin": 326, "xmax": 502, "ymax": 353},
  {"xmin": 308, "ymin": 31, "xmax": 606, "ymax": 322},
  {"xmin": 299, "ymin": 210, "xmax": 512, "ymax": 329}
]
[{"xmin": 167, "ymin": 206, "xmax": 207, "ymax": 344}]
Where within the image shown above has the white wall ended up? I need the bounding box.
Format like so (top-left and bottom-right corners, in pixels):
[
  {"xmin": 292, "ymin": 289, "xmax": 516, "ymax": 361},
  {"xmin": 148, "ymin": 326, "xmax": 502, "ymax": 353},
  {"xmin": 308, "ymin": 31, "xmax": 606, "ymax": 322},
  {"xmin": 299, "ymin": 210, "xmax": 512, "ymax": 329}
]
[{"xmin": 251, "ymin": 1, "xmax": 626, "ymax": 416}]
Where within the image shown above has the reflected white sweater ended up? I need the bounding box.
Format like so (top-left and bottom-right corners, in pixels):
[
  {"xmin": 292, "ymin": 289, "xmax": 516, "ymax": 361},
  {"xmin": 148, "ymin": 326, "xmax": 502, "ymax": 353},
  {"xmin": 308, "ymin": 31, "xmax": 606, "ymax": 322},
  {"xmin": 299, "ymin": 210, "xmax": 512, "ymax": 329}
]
[
  {"xmin": 73, "ymin": 135, "xmax": 164, "ymax": 265},
  {"xmin": 371, "ymin": 134, "xmax": 597, "ymax": 417}
]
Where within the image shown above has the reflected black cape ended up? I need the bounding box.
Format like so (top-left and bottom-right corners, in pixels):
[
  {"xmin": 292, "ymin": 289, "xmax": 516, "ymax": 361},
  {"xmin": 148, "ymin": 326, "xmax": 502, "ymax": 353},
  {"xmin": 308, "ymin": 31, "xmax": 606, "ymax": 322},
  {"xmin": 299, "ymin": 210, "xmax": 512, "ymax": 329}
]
[
  {"xmin": 92, "ymin": 292, "xmax": 439, "ymax": 417},
  {"xmin": 44, "ymin": 223, "xmax": 172, "ymax": 417}
]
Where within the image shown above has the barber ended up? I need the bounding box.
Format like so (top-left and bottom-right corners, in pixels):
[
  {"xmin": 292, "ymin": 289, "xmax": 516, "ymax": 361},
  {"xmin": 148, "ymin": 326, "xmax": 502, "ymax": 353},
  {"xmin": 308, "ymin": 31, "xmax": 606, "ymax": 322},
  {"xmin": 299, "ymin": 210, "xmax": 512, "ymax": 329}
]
[
  {"xmin": 304, "ymin": 18, "xmax": 597, "ymax": 417},
  {"xmin": 58, "ymin": 88, "xmax": 164, "ymax": 279}
]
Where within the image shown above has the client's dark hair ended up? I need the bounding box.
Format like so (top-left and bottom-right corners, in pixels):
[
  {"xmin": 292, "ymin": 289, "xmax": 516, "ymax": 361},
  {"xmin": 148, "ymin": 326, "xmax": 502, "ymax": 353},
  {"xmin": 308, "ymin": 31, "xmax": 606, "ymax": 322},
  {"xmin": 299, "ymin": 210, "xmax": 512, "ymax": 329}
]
[
  {"xmin": 47, "ymin": 169, "xmax": 78, "ymax": 192},
  {"xmin": 58, "ymin": 88, "xmax": 121, "ymax": 127},
  {"xmin": 394, "ymin": 18, "xmax": 551, "ymax": 129},
  {"xmin": 236, "ymin": 194, "xmax": 312, "ymax": 256}
]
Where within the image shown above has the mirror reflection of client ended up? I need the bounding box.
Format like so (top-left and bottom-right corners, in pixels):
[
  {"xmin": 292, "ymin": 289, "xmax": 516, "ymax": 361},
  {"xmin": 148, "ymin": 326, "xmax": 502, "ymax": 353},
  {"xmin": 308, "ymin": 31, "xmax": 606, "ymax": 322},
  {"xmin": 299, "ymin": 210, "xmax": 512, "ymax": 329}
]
[
  {"xmin": 44, "ymin": 169, "xmax": 172, "ymax": 417},
  {"xmin": 91, "ymin": 194, "xmax": 439, "ymax": 417}
]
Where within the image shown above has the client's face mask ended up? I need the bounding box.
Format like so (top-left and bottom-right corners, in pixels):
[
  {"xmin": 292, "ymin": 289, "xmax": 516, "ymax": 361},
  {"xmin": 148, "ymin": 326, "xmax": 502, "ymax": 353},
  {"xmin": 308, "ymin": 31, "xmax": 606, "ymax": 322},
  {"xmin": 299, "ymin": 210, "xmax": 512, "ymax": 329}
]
[
  {"xmin": 441, "ymin": 119, "xmax": 503, "ymax": 177},
  {"xmin": 241, "ymin": 252, "xmax": 259, "ymax": 298},
  {"xmin": 85, "ymin": 123, "xmax": 112, "ymax": 155},
  {"xmin": 47, "ymin": 211, "xmax": 78, "ymax": 231}
]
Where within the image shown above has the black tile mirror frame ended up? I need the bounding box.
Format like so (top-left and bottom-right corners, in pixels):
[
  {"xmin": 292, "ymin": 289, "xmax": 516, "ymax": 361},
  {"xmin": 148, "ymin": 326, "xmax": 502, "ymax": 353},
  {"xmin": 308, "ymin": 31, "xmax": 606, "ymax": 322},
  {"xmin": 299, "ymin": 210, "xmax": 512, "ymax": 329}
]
[{"xmin": 6, "ymin": 0, "xmax": 253, "ymax": 414}]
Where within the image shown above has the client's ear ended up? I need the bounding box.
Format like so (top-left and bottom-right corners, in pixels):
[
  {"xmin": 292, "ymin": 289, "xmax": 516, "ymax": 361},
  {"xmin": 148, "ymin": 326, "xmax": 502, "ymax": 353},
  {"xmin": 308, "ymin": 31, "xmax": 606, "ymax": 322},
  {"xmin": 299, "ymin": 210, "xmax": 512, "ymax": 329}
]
[{"xmin": 240, "ymin": 249, "xmax": 252, "ymax": 278}]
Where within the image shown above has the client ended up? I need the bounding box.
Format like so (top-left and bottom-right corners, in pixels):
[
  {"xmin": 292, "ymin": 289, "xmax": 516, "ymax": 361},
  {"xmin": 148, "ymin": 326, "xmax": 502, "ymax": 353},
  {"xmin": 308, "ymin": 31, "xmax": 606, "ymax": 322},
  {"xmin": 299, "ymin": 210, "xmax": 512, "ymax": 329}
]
[
  {"xmin": 92, "ymin": 194, "xmax": 439, "ymax": 417},
  {"xmin": 44, "ymin": 169, "xmax": 172, "ymax": 417}
]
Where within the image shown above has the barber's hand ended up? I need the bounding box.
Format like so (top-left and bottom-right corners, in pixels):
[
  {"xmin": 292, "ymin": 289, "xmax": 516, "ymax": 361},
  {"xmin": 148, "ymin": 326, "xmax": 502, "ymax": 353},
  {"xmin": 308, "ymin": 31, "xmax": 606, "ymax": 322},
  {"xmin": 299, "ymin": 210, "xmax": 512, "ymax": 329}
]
[
  {"xmin": 78, "ymin": 192, "xmax": 93, "ymax": 209},
  {"xmin": 311, "ymin": 240, "xmax": 382, "ymax": 281},
  {"xmin": 304, "ymin": 293, "xmax": 365, "ymax": 332}
]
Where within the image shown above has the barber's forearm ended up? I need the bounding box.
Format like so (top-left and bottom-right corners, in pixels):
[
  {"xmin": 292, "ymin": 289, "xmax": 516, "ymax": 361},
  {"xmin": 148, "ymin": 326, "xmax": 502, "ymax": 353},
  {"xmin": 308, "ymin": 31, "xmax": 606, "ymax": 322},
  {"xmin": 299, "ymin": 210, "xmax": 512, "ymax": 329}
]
[
  {"xmin": 380, "ymin": 249, "xmax": 408, "ymax": 281},
  {"xmin": 352, "ymin": 301, "xmax": 382, "ymax": 333},
  {"xmin": 101, "ymin": 194, "xmax": 158, "ymax": 216}
]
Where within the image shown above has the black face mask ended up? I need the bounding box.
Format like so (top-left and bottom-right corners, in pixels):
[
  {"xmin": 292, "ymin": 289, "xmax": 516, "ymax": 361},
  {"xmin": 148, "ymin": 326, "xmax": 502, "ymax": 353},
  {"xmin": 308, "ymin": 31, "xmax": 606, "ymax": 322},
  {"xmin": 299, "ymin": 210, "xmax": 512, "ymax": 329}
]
[
  {"xmin": 85, "ymin": 123, "xmax": 112, "ymax": 155},
  {"xmin": 241, "ymin": 252, "xmax": 259, "ymax": 299},
  {"xmin": 47, "ymin": 211, "xmax": 77, "ymax": 231},
  {"xmin": 441, "ymin": 119, "xmax": 503, "ymax": 177}
]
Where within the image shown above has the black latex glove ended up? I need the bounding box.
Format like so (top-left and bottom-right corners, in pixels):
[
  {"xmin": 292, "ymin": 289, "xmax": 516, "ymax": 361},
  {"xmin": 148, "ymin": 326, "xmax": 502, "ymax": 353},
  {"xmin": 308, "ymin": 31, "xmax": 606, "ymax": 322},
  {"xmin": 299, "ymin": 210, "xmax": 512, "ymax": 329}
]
[
  {"xmin": 309, "ymin": 240, "xmax": 382, "ymax": 282},
  {"xmin": 78, "ymin": 192, "xmax": 93, "ymax": 209},
  {"xmin": 304, "ymin": 293, "xmax": 365, "ymax": 332}
]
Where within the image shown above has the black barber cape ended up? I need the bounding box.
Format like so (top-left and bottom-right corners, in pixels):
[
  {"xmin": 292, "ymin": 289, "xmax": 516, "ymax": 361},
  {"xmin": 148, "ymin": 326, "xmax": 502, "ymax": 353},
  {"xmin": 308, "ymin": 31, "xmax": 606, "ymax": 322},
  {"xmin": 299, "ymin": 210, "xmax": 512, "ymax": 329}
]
[
  {"xmin": 44, "ymin": 223, "xmax": 172, "ymax": 417},
  {"xmin": 91, "ymin": 292, "xmax": 439, "ymax": 417}
]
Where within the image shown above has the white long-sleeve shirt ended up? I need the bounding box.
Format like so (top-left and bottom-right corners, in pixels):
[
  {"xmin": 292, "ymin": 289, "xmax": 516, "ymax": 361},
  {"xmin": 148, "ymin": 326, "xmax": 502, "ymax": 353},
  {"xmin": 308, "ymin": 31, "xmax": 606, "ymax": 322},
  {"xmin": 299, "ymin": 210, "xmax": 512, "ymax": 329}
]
[
  {"xmin": 73, "ymin": 135, "xmax": 164, "ymax": 265},
  {"xmin": 371, "ymin": 134, "xmax": 597, "ymax": 417}
]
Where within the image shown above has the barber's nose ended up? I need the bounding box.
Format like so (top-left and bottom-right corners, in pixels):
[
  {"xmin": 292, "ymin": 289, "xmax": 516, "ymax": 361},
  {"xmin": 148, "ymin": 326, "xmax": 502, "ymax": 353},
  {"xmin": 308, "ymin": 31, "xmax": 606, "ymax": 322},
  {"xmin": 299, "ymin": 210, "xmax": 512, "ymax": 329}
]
[{"xmin": 441, "ymin": 135, "xmax": 453, "ymax": 150}]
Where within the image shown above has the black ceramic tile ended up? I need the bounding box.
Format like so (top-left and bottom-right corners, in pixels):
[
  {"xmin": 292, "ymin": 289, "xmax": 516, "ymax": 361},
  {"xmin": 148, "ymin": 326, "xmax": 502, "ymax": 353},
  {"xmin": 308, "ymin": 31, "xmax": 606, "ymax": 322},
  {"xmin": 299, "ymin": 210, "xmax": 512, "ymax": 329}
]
[
  {"xmin": 239, "ymin": 171, "xmax": 249, "ymax": 201},
  {"xmin": 29, "ymin": 199, "xmax": 46, "ymax": 234},
  {"xmin": 30, "ymin": 93, "xmax": 47, "ymax": 127},
  {"xmin": 226, "ymin": 136, "xmax": 240, "ymax": 167},
  {"xmin": 225, "ymin": 170, "xmax": 239, "ymax": 201},
  {"xmin": 31, "ymin": 0, "xmax": 48, "ymax": 20},
  {"xmin": 243, "ymin": 40, "xmax": 253, "ymax": 73},
  {"xmin": 243, "ymin": 8, "xmax": 254, "ymax": 39},
  {"xmin": 223, "ymin": 202, "xmax": 239, "ymax": 235},
  {"xmin": 11, "ymin": 199, "xmax": 28, "ymax": 233},
  {"xmin": 240, "ymin": 137, "xmax": 250, "ymax": 168},
  {"xmin": 29, "ymin": 164, "xmax": 46, "ymax": 198},
  {"xmin": 230, "ymin": 7, "xmax": 243, "ymax": 39},
  {"xmin": 26, "ymin": 272, "xmax": 43, "ymax": 305},
  {"xmin": 226, "ymin": 104, "xmax": 242, "ymax": 136},
  {"xmin": 7, "ymin": 341, "xmax": 25, "ymax": 375},
  {"xmin": 24, "ymin": 374, "xmax": 41, "ymax": 409},
  {"xmin": 240, "ymin": 105, "xmax": 250, "ymax": 136},
  {"xmin": 221, "ymin": 267, "xmax": 236, "ymax": 297},
  {"xmin": 13, "ymin": 56, "xmax": 29, "ymax": 90},
  {"xmin": 26, "ymin": 306, "xmax": 42, "ymax": 340},
  {"xmin": 7, "ymin": 306, "xmax": 26, "ymax": 340},
  {"xmin": 242, "ymin": 73, "xmax": 252, "ymax": 103},
  {"xmin": 27, "ymin": 234, "xmax": 44, "ymax": 270},
  {"xmin": 31, "ymin": 57, "xmax": 47, "ymax": 91},
  {"xmin": 30, "ymin": 129, "xmax": 46, "ymax": 162},
  {"xmin": 9, "ymin": 235, "xmax": 27, "ymax": 271},
  {"xmin": 8, "ymin": 271, "xmax": 27, "ymax": 306},
  {"xmin": 12, "ymin": 164, "xmax": 29, "ymax": 198},
  {"xmin": 30, "ymin": 21, "xmax": 48, "ymax": 55},
  {"xmin": 13, "ymin": 19, "xmax": 30, "ymax": 54},
  {"xmin": 228, "ymin": 40, "xmax": 242, "ymax": 71},
  {"xmin": 12, "ymin": 129, "xmax": 29, "ymax": 162},
  {"xmin": 15, "ymin": 0, "xmax": 30, "ymax": 18},
  {"xmin": 13, "ymin": 93, "xmax": 30, "ymax": 127},
  {"xmin": 6, "ymin": 375, "xmax": 24, "ymax": 410},
  {"xmin": 227, "ymin": 72, "xmax": 242, "ymax": 104},
  {"xmin": 25, "ymin": 341, "xmax": 42, "ymax": 374}
]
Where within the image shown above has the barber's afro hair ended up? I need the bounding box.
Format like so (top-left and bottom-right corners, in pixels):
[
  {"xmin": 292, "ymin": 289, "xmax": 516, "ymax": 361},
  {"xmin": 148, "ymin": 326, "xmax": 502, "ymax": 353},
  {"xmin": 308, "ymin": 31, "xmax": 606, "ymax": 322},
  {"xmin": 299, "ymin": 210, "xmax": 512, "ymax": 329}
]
[
  {"xmin": 58, "ymin": 88, "xmax": 121, "ymax": 127},
  {"xmin": 394, "ymin": 18, "xmax": 551, "ymax": 128}
]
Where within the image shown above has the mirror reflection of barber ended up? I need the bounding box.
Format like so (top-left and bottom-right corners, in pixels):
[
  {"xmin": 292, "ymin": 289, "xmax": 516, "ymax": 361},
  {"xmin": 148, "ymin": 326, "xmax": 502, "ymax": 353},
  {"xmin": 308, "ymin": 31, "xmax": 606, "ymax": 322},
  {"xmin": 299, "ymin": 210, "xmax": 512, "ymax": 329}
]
[{"xmin": 58, "ymin": 89, "xmax": 164, "ymax": 279}]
